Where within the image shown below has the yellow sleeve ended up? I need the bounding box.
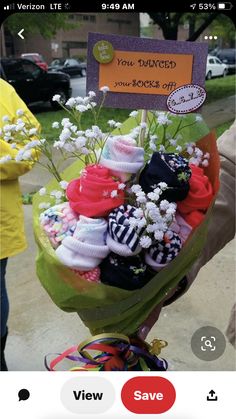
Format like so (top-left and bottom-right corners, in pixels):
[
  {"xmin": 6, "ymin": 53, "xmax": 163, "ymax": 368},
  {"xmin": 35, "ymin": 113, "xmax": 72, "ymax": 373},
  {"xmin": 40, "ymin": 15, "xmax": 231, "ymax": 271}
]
[
  {"xmin": 0, "ymin": 140, "xmax": 37, "ymax": 180},
  {"xmin": 0, "ymin": 79, "xmax": 41, "ymax": 180}
]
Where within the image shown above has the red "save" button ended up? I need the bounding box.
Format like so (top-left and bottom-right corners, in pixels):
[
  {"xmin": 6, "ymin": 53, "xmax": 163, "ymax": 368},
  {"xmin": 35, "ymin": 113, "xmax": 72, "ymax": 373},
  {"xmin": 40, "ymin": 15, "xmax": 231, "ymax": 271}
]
[{"xmin": 121, "ymin": 376, "xmax": 176, "ymax": 414}]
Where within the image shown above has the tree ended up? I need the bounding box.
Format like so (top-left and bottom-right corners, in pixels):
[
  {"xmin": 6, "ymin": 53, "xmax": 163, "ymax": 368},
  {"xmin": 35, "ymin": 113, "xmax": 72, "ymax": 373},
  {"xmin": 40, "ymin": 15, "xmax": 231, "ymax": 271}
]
[
  {"xmin": 147, "ymin": 12, "xmax": 218, "ymax": 41},
  {"xmin": 4, "ymin": 13, "xmax": 76, "ymax": 38},
  {"xmin": 208, "ymin": 14, "xmax": 235, "ymax": 48}
]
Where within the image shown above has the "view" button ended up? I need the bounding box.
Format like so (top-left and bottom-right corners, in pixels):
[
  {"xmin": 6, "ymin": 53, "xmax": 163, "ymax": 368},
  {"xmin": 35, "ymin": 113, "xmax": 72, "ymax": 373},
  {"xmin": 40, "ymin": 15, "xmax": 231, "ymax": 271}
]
[
  {"xmin": 61, "ymin": 377, "xmax": 115, "ymax": 415},
  {"xmin": 121, "ymin": 376, "xmax": 176, "ymax": 414}
]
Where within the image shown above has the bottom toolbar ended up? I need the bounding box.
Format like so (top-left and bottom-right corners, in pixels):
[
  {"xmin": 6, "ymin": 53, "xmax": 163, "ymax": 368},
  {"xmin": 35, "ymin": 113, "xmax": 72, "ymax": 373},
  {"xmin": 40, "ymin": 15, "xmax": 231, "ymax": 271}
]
[{"xmin": 0, "ymin": 371, "xmax": 235, "ymax": 418}]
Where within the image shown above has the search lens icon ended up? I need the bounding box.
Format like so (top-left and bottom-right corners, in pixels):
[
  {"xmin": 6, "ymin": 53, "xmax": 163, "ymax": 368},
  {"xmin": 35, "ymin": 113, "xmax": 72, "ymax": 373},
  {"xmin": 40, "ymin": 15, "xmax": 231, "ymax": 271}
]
[{"xmin": 204, "ymin": 340, "xmax": 213, "ymax": 348}]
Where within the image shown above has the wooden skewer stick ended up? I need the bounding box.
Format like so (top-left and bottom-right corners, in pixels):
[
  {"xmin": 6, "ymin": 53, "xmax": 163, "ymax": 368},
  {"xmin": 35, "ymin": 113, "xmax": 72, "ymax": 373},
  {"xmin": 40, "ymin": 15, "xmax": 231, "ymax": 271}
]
[{"xmin": 138, "ymin": 109, "xmax": 147, "ymax": 147}]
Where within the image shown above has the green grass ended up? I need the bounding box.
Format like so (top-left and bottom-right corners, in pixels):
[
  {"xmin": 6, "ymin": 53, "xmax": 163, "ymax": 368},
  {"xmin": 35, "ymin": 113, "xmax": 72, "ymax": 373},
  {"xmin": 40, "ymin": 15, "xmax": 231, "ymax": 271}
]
[
  {"xmin": 205, "ymin": 74, "xmax": 235, "ymax": 103},
  {"xmin": 216, "ymin": 120, "xmax": 234, "ymax": 138},
  {"xmin": 36, "ymin": 107, "xmax": 129, "ymax": 142},
  {"xmin": 35, "ymin": 75, "xmax": 235, "ymax": 141}
]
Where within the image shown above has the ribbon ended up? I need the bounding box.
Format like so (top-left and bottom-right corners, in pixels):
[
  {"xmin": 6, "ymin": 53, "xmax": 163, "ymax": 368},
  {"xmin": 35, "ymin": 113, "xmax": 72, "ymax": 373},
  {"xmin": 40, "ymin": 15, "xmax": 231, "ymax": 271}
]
[{"xmin": 45, "ymin": 333, "xmax": 168, "ymax": 372}]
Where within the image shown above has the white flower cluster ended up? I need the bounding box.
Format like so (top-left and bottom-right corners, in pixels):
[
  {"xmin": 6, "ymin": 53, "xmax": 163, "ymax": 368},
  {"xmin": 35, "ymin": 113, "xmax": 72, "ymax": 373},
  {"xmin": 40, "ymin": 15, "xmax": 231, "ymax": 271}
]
[
  {"xmin": 0, "ymin": 115, "xmax": 36, "ymax": 142},
  {"xmin": 38, "ymin": 180, "xmax": 69, "ymax": 210},
  {"xmin": 155, "ymin": 111, "xmax": 173, "ymax": 126},
  {"xmin": 129, "ymin": 183, "xmax": 176, "ymax": 248},
  {"xmin": 186, "ymin": 143, "xmax": 210, "ymax": 167}
]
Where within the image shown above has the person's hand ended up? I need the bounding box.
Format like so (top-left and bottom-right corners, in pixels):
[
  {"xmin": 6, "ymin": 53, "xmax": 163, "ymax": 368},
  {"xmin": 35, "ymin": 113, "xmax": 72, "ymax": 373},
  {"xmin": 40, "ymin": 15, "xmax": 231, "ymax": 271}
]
[{"xmin": 137, "ymin": 277, "xmax": 189, "ymax": 340}]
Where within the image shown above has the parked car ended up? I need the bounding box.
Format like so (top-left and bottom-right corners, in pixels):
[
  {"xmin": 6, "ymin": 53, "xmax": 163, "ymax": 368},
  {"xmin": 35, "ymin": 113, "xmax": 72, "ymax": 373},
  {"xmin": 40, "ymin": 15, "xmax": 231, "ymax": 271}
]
[
  {"xmin": 205, "ymin": 55, "xmax": 228, "ymax": 80},
  {"xmin": 21, "ymin": 53, "xmax": 48, "ymax": 71},
  {"xmin": 213, "ymin": 49, "xmax": 236, "ymax": 74},
  {"xmin": 0, "ymin": 58, "xmax": 72, "ymax": 109},
  {"xmin": 49, "ymin": 58, "xmax": 86, "ymax": 77}
]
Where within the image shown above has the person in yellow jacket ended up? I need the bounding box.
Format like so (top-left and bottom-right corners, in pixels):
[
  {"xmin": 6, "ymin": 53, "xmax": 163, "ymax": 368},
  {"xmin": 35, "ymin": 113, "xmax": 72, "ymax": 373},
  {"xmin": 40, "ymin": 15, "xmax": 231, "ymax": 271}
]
[{"xmin": 0, "ymin": 78, "xmax": 40, "ymax": 370}]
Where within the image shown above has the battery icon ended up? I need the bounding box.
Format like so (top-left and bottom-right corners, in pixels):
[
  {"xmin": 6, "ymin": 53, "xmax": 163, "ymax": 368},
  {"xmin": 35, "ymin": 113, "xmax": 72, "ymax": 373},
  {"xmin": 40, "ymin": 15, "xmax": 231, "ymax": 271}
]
[{"xmin": 217, "ymin": 2, "xmax": 233, "ymax": 9}]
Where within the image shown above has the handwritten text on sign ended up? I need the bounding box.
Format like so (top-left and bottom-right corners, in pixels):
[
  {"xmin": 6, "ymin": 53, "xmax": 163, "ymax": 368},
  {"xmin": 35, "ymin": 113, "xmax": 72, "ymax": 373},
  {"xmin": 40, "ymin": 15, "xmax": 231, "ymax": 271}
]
[{"xmin": 99, "ymin": 51, "xmax": 193, "ymax": 95}]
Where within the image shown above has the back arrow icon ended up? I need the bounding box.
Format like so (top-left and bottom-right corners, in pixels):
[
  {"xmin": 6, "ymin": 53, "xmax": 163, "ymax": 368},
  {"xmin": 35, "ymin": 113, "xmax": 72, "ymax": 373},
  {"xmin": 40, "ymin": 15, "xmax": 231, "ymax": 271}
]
[{"xmin": 18, "ymin": 29, "xmax": 25, "ymax": 40}]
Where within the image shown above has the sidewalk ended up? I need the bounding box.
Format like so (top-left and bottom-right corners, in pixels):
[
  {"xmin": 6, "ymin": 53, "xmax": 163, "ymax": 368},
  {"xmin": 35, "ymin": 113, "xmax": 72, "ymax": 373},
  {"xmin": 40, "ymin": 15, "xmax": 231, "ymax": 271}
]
[{"xmin": 201, "ymin": 95, "xmax": 235, "ymax": 129}]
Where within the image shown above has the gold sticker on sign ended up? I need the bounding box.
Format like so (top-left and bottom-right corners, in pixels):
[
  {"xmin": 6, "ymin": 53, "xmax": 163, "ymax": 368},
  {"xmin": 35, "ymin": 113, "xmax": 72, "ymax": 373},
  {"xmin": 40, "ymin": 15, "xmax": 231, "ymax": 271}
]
[{"xmin": 93, "ymin": 40, "xmax": 114, "ymax": 64}]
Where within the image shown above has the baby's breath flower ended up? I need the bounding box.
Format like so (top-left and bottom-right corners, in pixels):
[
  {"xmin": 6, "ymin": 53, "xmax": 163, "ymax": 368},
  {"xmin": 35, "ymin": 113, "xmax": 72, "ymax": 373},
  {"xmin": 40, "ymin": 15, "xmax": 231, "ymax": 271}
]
[
  {"xmin": 2, "ymin": 115, "xmax": 10, "ymax": 122},
  {"xmin": 3, "ymin": 124, "xmax": 12, "ymax": 132},
  {"xmin": 202, "ymin": 159, "xmax": 209, "ymax": 167},
  {"xmin": 146, "ymin": 202, "xmax": 156, "ymax": 210},
  {"xmin": 147, "ymin": 192, "xmax": 158, "ymax": 201},
  {"xmin": 118, "ymin": 183, "xmax": 126, "ymax": 190},
  {"xmin": 59, "ymin": 180, "xmax": 69, "ymax": 190},
  {"xmin": 157, "ymin": 112, "xmax": 172, "ymax": 126},
  {"xmin": 100, "ymin": 86, "xmax": 110, "ymax": 93},
  {"xmin": 16, "ymin": 109, "xmax": 24, "ymax": 116},
  {"xmin": 187, "ymin": 146, "xmax": 194, "ymax": 155},
  {"xmin": 169, "ymin": 139, "xmax": 177, "ymax": 146},
  {"xmin": 29, "ymin": 127, "xmax": 38, "ymax": 136},
  {"xmin": 158, "ymin": 182, "xmax": 168, "ymax": 190},
  {"xmin": 39, "ymin": 187, "xmax": 46, "ymax": 196},
  {"xmin": 52, "ymin": 121, "xmax": 59, "ymax": 129},
  {"xmin": 140, "ymin": 236, "xmax": 152, "ymax": 248},
  {"xmin": 136, "ymin": 194, "xmax": 147, "ymax": 204},
  {"xmin": 39, "ymin": 202, "xmax": 51, "ymax": 209},
  {"xmin": 55, "ymin": 191, "xmax": 63, "ymax": 199},
  {"xmin": 66, "ymin": 97, "xmax": 77, "ymax": 108},
  {"xmin": 52, "ymin": 94, "xmax": 61, "ymax": 102},
  {"xmin": 133, "ymin": 208, "xmax": 144, "ymax": 218},
  {"xmin": 189, "ymin": 157, "xmax": 200, "ymax": 166},
  {"xmin": 154, "ymin": 230, "xmax": 164, "ymax": 241},
  {"xmin": 159, "ymin": 200, "xmax": 170, "ymax": 211},
  {"xmin": 108, "ymin": 120, "xmax": 116, "ymax": 127},
  {"xmin": 0, "ymin": 155, "xmax": 11, "ymax": 163},
  {"xmin": 131, "ymin": 184, "xmax": 142, "ymax": 194},
  {"xmin": 110, "ymin": 190, "xmax": 118, "ymax": 198},
  {"xmin": 149, "ymin": 141, "xmax": 157, "ymax": 151},
  {"xmin": 195, "ymin": 115, "xmax": 203, "ymax": 122},
  {"xmin": 138, "ymin": 218, "xmax": 147, "ymax": 228},
  {"xmin": 140, "ymin": 122, "xmax": 147, "ymax": 129},
  {"xmin": 128, "ymin": 217, "xmax": 139, "ymax": 228},
  {"xmin": 22, "ymin": 150, "xmax": 32, "ymax": 160},
  {"xmin": 76, "ymin": 104, "xmax": 88, "ymax": 113},
  {"xmin": 59, "ymin": 128, "xmax": 71, "ymax": 142},
  {"xmin": 129, "ymin": 110, "xmax": 138, "ymax": 118},
  {"xmin": 81, "ymin": 147, "xmax": 89, "ymax": 155},
  {"xmin": 159, "ymin": 145, "xmax": 166, "ymax": 152}
]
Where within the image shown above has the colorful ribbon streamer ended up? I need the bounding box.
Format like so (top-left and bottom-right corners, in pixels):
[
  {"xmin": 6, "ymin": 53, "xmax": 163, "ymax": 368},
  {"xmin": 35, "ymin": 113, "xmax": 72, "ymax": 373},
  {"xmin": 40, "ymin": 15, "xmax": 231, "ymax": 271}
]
[{"xmin": 45, "ymin": 333, "xmax": 168, "ymax": 371}]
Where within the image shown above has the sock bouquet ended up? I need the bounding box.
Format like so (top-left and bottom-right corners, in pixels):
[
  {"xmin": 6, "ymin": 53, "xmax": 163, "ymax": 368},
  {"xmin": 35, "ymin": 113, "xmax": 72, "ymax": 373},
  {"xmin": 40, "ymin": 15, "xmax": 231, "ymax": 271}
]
[{"xmin": 0, "ymin": 88, "xmax": 219, "ymax": 371}]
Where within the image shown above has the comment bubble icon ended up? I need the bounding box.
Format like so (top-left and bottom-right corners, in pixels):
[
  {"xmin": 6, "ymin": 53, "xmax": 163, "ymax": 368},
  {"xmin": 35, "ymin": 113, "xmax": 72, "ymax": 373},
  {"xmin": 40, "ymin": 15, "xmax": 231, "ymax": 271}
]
[{"xmin": 18, "ymin": 389, "xmax": 30, "ymax": 401}]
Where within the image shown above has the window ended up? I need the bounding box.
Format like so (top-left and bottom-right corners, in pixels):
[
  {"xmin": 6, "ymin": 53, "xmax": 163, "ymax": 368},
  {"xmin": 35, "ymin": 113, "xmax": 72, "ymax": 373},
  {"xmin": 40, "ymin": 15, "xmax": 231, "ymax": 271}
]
[
  {"xmin": 21, "ymin": 60, "xmax": 41, "ymax": 78},
  {"xmin": 62, "ymin": 41, "xmax": 87, "ymax": 49},
  {"xmin": 69, "ymin": 14, "xmax": 96, "ymax": 22},
  {"xmin": 67, "ymin": 59, "xmax": 79, "ymax": 66},
  {"xmin": 107, "ymin": 18, "xmax": 131, "ymax": 24},
  {"xmin": 2, "ymin": 60, "xmax": 41, "ymax": 80},
  {"xmin": 215, "ymin": 58, "xmax": 222, "ymax": 64},
  {"xmin": 209, "ymin": 58, "xmax": 215, "ymax": 64}
]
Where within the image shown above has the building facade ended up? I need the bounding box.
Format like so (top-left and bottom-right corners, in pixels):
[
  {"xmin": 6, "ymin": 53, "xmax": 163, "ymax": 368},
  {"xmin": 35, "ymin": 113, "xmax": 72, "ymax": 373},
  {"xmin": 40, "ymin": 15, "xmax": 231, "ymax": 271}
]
[{"xmin": 4, "ymin": 13, "xmax": 140, "ymax": 63}]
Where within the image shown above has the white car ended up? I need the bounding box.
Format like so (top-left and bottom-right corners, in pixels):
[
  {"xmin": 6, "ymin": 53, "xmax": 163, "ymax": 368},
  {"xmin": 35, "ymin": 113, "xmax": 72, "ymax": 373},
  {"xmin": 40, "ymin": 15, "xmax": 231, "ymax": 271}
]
[{"xmin": 206, "ymin": 55, "xmax": 228, "ymax": 80}]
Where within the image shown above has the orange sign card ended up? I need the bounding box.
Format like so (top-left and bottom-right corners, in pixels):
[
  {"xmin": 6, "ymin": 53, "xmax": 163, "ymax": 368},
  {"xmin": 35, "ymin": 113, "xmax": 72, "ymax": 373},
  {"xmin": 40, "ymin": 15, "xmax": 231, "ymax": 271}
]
[
  {"xmin": 87, "ymin": 33, "xmax": 208, "ymax": 110},
  {"xmin": 99, "ymin": 50, "xmax": 193, "ymax": 95}
]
